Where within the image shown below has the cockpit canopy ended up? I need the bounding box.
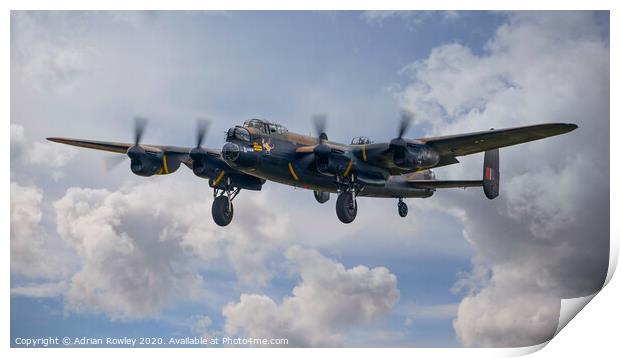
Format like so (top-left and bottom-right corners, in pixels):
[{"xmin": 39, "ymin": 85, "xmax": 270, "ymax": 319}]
[
  {"xmin": 227, "ymin": 126, "xmax": 250, "ymax": 142},
  {"xmin": 243, "ymin": 119, "xmax": 288, "ymax": 135},
  {"xmin": 350, "ymin": 136, "xmax": 373, "ymax": 145}
]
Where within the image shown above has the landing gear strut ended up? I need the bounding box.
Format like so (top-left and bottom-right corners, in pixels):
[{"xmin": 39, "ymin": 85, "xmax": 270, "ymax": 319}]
[
  {"xmin": 211, "ymin": 187, "xmax": 240, "ymax": 227},
  {"xmin": 398, "ymin": 198, "xmax": 408, "ymax": 218}
]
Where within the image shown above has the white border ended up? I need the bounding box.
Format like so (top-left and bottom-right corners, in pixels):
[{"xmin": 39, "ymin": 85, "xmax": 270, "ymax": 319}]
[{"xmin": 4, "ymin": 1, "xmax": 616, "ymax": 357}]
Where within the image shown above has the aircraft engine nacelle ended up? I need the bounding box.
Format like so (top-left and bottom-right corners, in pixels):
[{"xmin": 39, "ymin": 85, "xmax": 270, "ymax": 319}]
[
  {"xmin": 127, "ymin": 146, "xmax": 180, "ymax": 177},
  {"xmin": 190, "ymin": 148, "xmax": 223, "ymax": 179},
  {"xmin": 393, "ymin": 144, "xmax": 440, "ymax": 170},
  {"xmin": 313, "ymin": 144, "xmax": 352, "ymax": 177}
]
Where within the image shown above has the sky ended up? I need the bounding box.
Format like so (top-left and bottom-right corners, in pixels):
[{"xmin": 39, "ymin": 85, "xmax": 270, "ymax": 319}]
[{"xmin": 10, "ymin": 11, "xmax": 610, "ymax": 348}]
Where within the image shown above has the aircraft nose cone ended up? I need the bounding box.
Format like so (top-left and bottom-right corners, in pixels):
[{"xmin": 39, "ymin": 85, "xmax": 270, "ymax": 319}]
[{"xmin": 222, "ymin": 142, "xmax": 240, "ymax": 162}]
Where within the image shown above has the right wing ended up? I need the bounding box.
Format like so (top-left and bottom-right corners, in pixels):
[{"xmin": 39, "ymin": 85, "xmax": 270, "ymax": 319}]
[
  {"xmin": 352, "ymin": 123, "xmax": 576, "ymax": 173},
  {"xmin": 418, "ymin": 123, "xmax": 577, "ymax": 158},
  {"xmin": 46, "ymin": 137, "xmax": 193, "ymax": 155}
]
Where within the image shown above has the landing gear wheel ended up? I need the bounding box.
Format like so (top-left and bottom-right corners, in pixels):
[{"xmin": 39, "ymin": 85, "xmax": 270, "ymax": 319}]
[
  {"xmin": 212, "ymin": 195, "xmax": 234, "ymax": 226},
  {"xmin": 336, "ymin": 192, "xmax": 357, "ymax": 224},
  {"xmin": 398, "ymin": 200, "xmax": 408, "ymax": 218}
]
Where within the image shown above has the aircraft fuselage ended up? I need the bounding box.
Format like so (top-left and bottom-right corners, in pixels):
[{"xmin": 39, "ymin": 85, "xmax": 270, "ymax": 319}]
[{"xmin": 222, "ymin": 125, "xmax": 434, "ymax": 199}]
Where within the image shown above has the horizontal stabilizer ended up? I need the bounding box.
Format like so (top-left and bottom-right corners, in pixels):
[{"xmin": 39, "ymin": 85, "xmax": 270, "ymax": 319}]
[{"xmin": 409, "ymin": 180, "xmax": 483, "ymax": 189}]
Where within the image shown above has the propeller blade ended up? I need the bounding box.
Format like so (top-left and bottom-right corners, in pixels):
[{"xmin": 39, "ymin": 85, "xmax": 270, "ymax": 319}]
[
  {"xmin": 104, "ymin": 154, "xmax": 127, "ymax": 171},
  {"xmin": 134, "ymin": 116, "xmax": 148, "ymax": 146},
  {"xmin": 398, "ymin": 109, "xmax": 414, "ymax": 139},
  {"xmin": 312, "ymin": 113, "xmax": 328, "ymax": 143},
  {"xmin": 196, "ymin": 118, "xmax": 210, "ymax": 148}
]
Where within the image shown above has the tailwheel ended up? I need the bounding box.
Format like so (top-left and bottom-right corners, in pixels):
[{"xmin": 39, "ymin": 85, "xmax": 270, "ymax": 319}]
[
  {"xmin": 398, "ymin": 198, "xmax": 408, "ymax": 218},
  {"xmin": 336, "ymin": 191, "xmax": 357, "ymax": 224},
  {"xmin": 212, "ymin": 195, "xmax": 234, "ymax": 226}
]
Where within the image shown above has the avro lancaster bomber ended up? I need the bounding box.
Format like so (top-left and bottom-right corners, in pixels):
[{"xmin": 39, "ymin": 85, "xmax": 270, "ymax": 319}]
[{"xmin": 48, "ymin": 113, "xmax": 577, "ymax": 226}]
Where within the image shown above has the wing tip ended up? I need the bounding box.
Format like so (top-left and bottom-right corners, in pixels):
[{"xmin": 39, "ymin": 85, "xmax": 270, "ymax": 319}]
[
  {"xmin": 559, "ymin": 123, "xmax": 579, "ymax": 135},
  {"xmin": 556, "ymin": 123, "xmax": 578, "ymax": 131},
  {"xmin": 544, "ymin": 123, "xmax": 578, "ymax": 134}
]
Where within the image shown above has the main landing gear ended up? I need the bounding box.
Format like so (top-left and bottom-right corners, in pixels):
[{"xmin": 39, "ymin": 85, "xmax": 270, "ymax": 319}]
[
  {"xmin": 398, "ymin": 198, "xmax": 408, "ymax": 218},
  {"xmin": 335, "ymin": 174, "xmax": 362, "ymax": 224},
  {"xmin": 336, "ymin": 191, "xmax": 357, "ymax": 223},
  {"xmin": 211, "ymin": 187, "xmax": 241, "ymax": 227}
]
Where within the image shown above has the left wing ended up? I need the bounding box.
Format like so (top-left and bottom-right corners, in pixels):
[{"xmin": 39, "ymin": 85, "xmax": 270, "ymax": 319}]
[
  {"xmin": 46, "ymin": 137, "xmax": 194, "ymax": 171},
  {"xmin": 46, "ymin": 137, "xmax": 192, "ymax": 156}
]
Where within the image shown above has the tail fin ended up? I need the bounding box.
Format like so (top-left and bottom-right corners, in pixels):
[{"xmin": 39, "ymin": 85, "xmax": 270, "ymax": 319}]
[{"xmin": 482, "ymin": 149, "xmax": 500, "ymax": 199}]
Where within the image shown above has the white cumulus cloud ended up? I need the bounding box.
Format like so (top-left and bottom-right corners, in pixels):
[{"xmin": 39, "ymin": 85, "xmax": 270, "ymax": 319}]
[
  {"xmin": 10, "ymin": 182, "xmax": 72, "ymax": 278},
  {"xmin": 222, "ymin": 246, "xmax": 400, "ymax": 347},
  {"xmin": 49, "ymin": 179, "xmax": 290, "ymax": 319},
  {"xmin": 398, "ymin": 11, "xmax": 609, "ymax": 347},
  {"xmin": 11, "ymin": 124, "xmax": 77, "ymax": 174}
]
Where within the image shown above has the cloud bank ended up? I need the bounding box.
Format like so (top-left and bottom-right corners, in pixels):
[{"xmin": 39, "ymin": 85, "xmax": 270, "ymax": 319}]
[
  {"xmin": 223, "ymin": 246, "xmax": 399, "ymax": 347},
  {"xmin": 47, "ymin": 178, "xmax": 295, "ymax": 319},
  {"xmin": 398, "ymin": 11, "xmax": 609, "ymax": 347}
]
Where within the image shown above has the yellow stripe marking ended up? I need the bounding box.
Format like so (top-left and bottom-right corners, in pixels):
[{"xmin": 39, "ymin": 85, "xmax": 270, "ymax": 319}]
[
  {"xmin": 343, "ymin": 159, "xmax": 353, "ymax": 177},
  {"xmin": 157, "ymin": 167, "xmax": 163, "ymax": 175},
  {"xmin": 288, "ymin": 162, "xmax": 299, "ymax": 181},
  {"xmin": 212, "ymin": 170, "xmax": 226, "ymax": 186},
  {"xmin": 162, "ymin": 155, "xmax": 169, "ymax": 174},
  {"xmin": 362, "ymin": 144, "xmax": 367, "ymax": 161}
]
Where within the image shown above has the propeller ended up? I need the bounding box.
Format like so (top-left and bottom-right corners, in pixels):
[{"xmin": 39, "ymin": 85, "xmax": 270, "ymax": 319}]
[
  {"xmin": 391, "ymin": 109, "xmax": 415, "ymax": 146},
  {"xmin": 104, "ymin": 116, "xmax": 149, "ymax": 171},
  {"xmin": 195, "ymin": 117, "xmax": 210, "ymax": 148},
  {"xmin": 190, "ymin": 118, "xmax": 213, "ymax": 176},
  {"xmin": 104, "ymin": 154, "xmax": 127, "ymax": 171},
  {"xmin": 390, "ymin": 109, "xmax": 416, "ymax": 167},
  {"xmin": 310, "ymin": 113, "xmax": 332, "ymax": 168},
  {"xmin": 312, "ymin": 113, "xmax": 328, "ymax": 143},
  {"xmin": 134, "ymin": 116, "xmax": 148, "ymax": 146},
  {"xmin": 303, "ymin": 113, "xmax": 350, "ymax": 175},
  {"xmin": 398, "ymin": 109, "xmax": 414, "ymax": 139},
  {"xmin": 293, "ymin": 113, "xmax": 354, "ymax": 176}
]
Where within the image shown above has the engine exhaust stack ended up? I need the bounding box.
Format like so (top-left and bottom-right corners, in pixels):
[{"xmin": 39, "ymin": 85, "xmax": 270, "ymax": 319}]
[{"xmin": 482, "ymin": 149, "xmax": 500, "ymax": 199}]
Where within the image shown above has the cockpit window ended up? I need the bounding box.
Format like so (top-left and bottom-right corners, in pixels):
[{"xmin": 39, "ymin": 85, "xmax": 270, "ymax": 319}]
[
  {"xmin": 276, "ymin": 125, "xmax": 287, "ymax": 134},
  {"xmin": 234, "ymin": 127, "xmax": 250, "ymax": 142},
  {"xmin": 351, "ymin": 136, "xmax": 373, "ymax": 145},
  {"xmin": 243, "ymin": 119, "xmax": 265, "ymax": 131},
  {"xmin": 243, "ymin": 118, "xmax": 288, "ymax": 135}
]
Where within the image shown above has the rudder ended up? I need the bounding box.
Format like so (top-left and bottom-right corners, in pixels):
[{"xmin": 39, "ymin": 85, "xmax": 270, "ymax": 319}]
[{"xmin": 483, "ymin": 149, "xmax": 500, "ymax": 199}]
